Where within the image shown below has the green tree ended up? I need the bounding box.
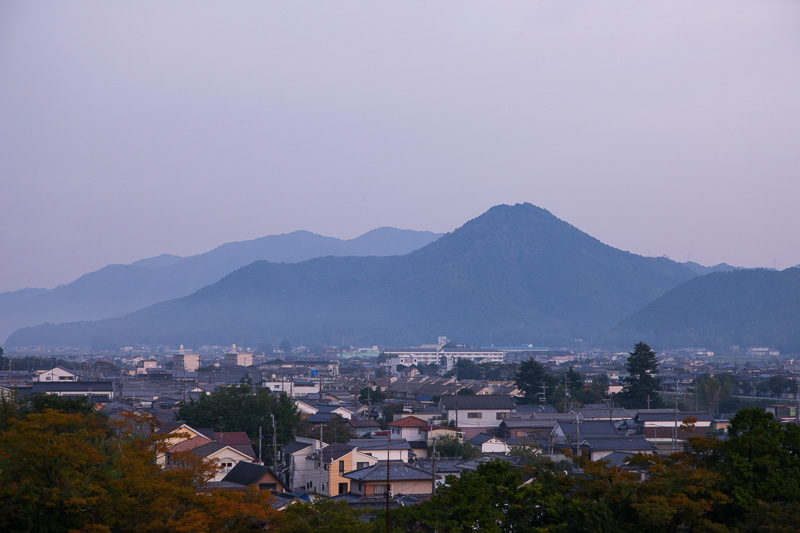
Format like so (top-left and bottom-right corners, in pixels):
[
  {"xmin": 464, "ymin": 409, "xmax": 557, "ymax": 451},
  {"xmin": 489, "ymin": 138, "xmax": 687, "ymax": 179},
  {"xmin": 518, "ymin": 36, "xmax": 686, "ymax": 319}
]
[
  {"xmin": 619, "ymin": 342, "xmax": 662, "ymax": 409},
  {"xmin": 515, "ymin": 359, "xmax": 556, "ymax": 404},
  {"xmin": 295, "ymin": 414, "xmax": 355, "ymax": 444},
  {"xmin": 177, "ymin": 384, "xmax": 301, "ymax": 457},
  {"xmin": 430, "ymin": 435, "xmax": 479, "ymax": 460},
  {"xmin": 277, "ymin": 499, "xmax": 370, "ymax": 533}
]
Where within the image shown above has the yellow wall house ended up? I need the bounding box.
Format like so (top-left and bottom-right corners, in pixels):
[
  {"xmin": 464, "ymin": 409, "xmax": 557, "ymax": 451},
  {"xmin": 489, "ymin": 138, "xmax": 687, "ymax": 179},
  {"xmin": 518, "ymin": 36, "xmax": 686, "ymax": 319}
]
[{"xmin": 305, "ymin": 443, "xmax": 378, "ymax": 496}]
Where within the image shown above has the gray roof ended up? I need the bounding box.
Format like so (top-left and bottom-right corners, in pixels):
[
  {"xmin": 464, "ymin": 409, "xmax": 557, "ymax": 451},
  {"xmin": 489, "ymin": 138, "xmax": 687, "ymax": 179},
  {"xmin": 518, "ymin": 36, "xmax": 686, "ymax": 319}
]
[
  {"xmin": 307, "ymin": 442, "xmax": 355, "ymax": 462},
  {"xmin": 31, "ymin": 381, "xmax": 113, "ymax": 392},
  {"xmin": 343, "ymin": 462, "xmax": 435, "ymax": 482},
  {"xmin": 221, "ymin": 461, "xmax": 285, "ymax": 489},
  {"xmin": 501, "ymin": 419, "xmax": 559, "ymax": 429},
  {"xmin": 635, "ymin": 411, "xmax": 714, "ymax": 423},
  {"xmin": 440, "ymin": 395, "xmax": 515, "ymax": 410},
  {"xmin": 348, "ymin": 438, "xmax": 412, "ymax": 451},
  {"xmin": 469, "ymin": 433, "xmax": 500, "ymax": 445},
  {"xmin": 581, "ymin": 436, "xmax": 655, "ymax": 452},
  {"xmin": 282, "ymin": 441, "xmax": 313, "ymax": 455},
  {"xmin": 413, "ymin": 457, "xmax": 462, "ymax": 474},
  {"xmin": 455, "ymin": 454, "xmax": 525, "ymax": 471}
]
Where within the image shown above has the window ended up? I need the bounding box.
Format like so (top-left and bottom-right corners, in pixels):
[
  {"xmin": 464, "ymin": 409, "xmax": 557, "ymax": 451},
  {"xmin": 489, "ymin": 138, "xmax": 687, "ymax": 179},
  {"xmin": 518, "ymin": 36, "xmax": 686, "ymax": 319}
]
[
  {"xmin": 375, "ymin": 484, "xmax": 389, "ymax": 495},
  {"xmin": 220, "ymin": 462, "xmax": 233, "ymax": 473},
  {"xmin": 467, "ymin": 412, "xmax": 482, "ymax": 419},
  {"xmin": 357, "ymin": 462, "xmax": 369, "ymax": 470},
  {"xmin": 496, "ymin": 412, "xmax": 507, "ymax": 420},
  {"xmin": 338, "ymin": 482, "xmax": 348, "ymax": 494},
  {"xmin": 339, "ymin": 460, "xmax": 345, "ymax": 474},
  {"xmin": 259, "ymin": 483, "xmax": 277, "ymax": 491}
]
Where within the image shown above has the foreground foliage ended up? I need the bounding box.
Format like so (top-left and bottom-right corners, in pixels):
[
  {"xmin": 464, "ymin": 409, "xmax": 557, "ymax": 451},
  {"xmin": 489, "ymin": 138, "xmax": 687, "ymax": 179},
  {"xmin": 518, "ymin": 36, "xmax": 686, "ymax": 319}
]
[{"xmin": 388, "ymin": 408, "xmax": 800, "ymax": 532}]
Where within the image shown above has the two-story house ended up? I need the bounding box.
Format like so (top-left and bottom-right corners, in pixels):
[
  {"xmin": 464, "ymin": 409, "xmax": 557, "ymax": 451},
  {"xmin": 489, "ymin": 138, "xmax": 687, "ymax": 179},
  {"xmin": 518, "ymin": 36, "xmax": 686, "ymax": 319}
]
[
  {"xmin": 439, "ymin": 395, "xmax": 515, "ymax": 438},
  {"xmin": 304, "ymin": 443, "xmax": 378, "ymax": 496}
]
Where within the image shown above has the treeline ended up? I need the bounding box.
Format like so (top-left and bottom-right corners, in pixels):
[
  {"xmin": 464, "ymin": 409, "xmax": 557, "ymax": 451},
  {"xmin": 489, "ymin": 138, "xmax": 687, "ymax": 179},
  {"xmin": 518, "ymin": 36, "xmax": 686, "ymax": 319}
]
[
  {"xmin": 0, "ymin": 394, "xmax": 370, "ymax": 532},
  {"xmin": 387, "ymin": 408, "xmax": 800, "ymax": 532}
]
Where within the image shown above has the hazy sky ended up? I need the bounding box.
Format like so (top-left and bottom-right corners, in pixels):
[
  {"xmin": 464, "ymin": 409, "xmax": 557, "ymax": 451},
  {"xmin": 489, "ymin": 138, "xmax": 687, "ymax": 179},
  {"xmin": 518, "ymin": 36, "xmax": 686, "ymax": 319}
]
[{"xmin": 2, "ymin": 1, "xmax": 799, "ymax": 293}]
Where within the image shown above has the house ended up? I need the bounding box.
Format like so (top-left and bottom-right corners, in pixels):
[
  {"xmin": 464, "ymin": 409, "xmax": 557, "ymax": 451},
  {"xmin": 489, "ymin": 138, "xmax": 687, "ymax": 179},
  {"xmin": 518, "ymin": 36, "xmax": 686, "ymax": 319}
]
[
  {"xmin": 579, "ymin": 435, "xmax": 656, "ymax": 461},
  {"xmin": 218, "ymin": 461, "xmax": 290, "ymax": 492},
  {"xmin": 468, "ymin": 433, "xmax": 510, "ymax": 454},
  {"xmin": 348, "ymin": 437, "xmax": 412, "ymax": 462},
  {"xmin": 388, "ymin": 416, "xmax": 429, "ymax": 441},
  {"xmin": 30, "ymin": 381, "xmax": 114, "ymax": 400},
  {"xmin": 304, "ymin": 443, "xmax": 378, "ymax": 496},
  {"xmin": 438, "ymin": 395, "xmax": 515, "ymax": 438},
  {"xmin": 634, "ymin": 410, "xmax": 714, "ymax": 453},
  {"xmin": 188, "ymin": 443, "xmax": 256, "ymax": 482},
  {"xmin": 280, "ymin": 438, "xmax": 325, "ymax": 492},
  {"xmin": 343, "ymin": 461, "xmax": 437, "ymax": 498},
  {"xmin": 349, "ymin": 417, "xmax": 382, "ymax": 437},
  {"xmin": 33, "ymin": 366, "xmax": 78, "ymax": 382}
]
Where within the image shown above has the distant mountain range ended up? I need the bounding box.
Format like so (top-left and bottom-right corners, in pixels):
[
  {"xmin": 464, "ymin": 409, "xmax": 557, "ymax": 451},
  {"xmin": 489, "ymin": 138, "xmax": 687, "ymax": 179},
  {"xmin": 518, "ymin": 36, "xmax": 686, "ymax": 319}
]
[
  {"xmin": 603, "ymin": 268, "xmax": 800, "ymax": 353},
  {"xmin": 6, "ymin": 203, "xmax": 698, "ymax": 349},
  {"xmin": 0, "ymin": 228, "xmax": 442, "ymax": 342}
]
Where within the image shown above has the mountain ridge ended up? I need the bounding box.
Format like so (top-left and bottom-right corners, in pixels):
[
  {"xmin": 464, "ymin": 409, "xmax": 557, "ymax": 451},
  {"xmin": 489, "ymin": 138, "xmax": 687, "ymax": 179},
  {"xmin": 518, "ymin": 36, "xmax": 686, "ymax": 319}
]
[
  {"xmin": 6, "ymin": 203, "xmax": 697, "ymax": 348},
  {"xmin": 0, "ymin": 227, "xmax": 442, "ymax": 342}
]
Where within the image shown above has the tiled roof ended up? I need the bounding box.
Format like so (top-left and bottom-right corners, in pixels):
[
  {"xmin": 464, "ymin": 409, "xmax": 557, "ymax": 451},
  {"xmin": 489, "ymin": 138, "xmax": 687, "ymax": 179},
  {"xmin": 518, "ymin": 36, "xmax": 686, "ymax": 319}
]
[
  {"xmin": 440, "ymin": 395, "xmax": 514, "ymax": 410},
  {"xmin": 343, "ymin": 462, "xmax": 435, "ymax": 482},
  {"xmin": 282, "ymin": 441, "xmax": 313, "ymax": 455},
  {"xmin": 221, "ymin": 462, "xmax": 285, "ymax": 489},
  {"xmin": 306, "ymin": 442, "xmax": 355, "ymax": 462},
  {"xmin": 169, "ymin": 436, "xmax": 212, "ymax": 453},
  {"xmin": 348, "ymin": 438, "xmax": 412, "ymax": 451},
  {"xmin": 582, "ymin": 436, "xmax": 655, "ymax": 452},
  {"xmin": 216, "ymin": 432, "xmax": 253, "ymax": 445},
  {"xmin": 389, "ymin": 416, "xmax": 428, "ymax": 428}
]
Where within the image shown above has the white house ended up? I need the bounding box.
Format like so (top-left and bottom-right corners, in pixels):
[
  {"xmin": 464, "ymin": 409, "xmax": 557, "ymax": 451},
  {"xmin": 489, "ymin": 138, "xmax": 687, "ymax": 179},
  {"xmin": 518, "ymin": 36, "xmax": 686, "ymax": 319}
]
[
  {"xmin": 33, "ymin": 367, "xmax": 78, "ymax": 382},
  {"xmin": 439, "ymin": 395, "xmax": 515, "ymax": 439}
]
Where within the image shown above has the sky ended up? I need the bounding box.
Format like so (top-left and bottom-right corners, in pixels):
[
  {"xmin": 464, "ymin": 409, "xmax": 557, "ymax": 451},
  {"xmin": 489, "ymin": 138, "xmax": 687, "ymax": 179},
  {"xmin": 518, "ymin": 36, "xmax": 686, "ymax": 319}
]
[{"xmin": 1, "ymin": 0, "xmax": 799, "ymax": 293}]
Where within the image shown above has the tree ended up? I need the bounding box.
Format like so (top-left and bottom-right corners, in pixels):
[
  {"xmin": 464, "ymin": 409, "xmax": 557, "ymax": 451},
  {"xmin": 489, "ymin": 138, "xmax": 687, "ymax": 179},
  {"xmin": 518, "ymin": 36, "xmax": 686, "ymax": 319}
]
[
  {"xmin": 295, "ymin": 415, "xmax": 355, "ymax": 444},
  {"xmin": 515, "ymin": 359, "xmax": 556, "ymax": 404},
  {"xmin": 277, "ymin": 499, "xmax": 371, "ymax": 533},
  {"xmin": 619, "ymin": 342, "xmax": 662, "ymax": 409},
  {"xmin": 177, "ymin": 384, "xmax": 301, "ymax": 457},
  {"xmin": 256, "ymin": 342, "xmax": 274, "ymax": 355},
  {"xmin": 0, "ymin": 409, "xmax": 283, "ymax": 533},
  {"xmin": 279, "ymin": 339, "xmax": 292, "ymax": 354},
  {"xmin": 430, "ymin": 435, "xmax": 480, "ymax": 460}
]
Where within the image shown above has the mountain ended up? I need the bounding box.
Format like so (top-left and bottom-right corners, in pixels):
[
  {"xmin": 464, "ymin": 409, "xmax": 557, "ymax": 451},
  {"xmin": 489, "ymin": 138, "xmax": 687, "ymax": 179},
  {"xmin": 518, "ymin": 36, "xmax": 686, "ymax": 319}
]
[
  {"xmin": 0, "ymin": 228, "xmax": 442, "ymax": 342},
  {"xmin": 602, "ymin": 268, "xmax": 800, "ymax": 352},
  {"xmin": 681, "ymin": 261, "xmax": 742, "ymax": 276},
  {"xmin": 6, "ymin": 203, "xmax": 697, "ymax": 349}
]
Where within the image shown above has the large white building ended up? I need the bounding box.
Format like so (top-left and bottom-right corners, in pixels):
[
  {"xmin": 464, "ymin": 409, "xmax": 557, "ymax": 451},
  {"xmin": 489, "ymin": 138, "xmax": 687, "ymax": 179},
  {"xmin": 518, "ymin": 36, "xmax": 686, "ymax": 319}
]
[{"xmin": 384, "ymin": 347, "xmax": 505, "ymax": 376}]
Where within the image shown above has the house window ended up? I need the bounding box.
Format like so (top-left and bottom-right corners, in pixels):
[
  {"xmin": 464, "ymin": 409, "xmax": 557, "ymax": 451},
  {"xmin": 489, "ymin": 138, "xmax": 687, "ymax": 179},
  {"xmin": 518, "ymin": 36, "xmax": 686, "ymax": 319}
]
[
  {"xmin": 375, "ymin": 484, "xmax": 389, "ymax": 495},
  {"xmin": 467, "ymin": 412, "xmax": 482, "ymax": 419},
  {"xmin": 259, "ymin": 483, "xmax": 277, "ymax": 491},
  {"xmin": 339, "ymin": 460, "xmax": 345, "ymax": 473},
  {"xmin": 357, "ymin": 462, "xmax": 369, "ymax": 470},
  {"xmin": 220, "ymin": 462, "xmax": 233, "ymax": 473},
  {"xmin": 338, "ymin": 482, "xmax": 348, "ymax": 494},
  {"xmin": 496, "ymin": 412, "xmax": 507, "ymax": 420}
]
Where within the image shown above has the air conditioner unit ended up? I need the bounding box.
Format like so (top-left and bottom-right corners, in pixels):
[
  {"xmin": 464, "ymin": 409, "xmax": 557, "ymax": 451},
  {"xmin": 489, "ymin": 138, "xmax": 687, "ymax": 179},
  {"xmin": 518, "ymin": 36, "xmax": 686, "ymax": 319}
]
[{"xmin": 387, "ymin": 491, "xmax": 394, "ymax": 498}]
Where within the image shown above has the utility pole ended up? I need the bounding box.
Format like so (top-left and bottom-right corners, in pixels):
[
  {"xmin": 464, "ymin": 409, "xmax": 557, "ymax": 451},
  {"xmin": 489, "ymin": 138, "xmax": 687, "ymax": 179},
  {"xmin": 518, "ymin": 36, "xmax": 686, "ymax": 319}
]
[
  {"xmin": 673, "ymin": 383, "xmax": 679, "ymax": 454},
  {"xmin": 432, "ymin": 437, "xmax": 438, "ymax": 496},
  {"xmin": 259, "ymin": 426, "xmax": 263, "ymax": 465},
  {"xmin": 271, "ymin": 414, "xmax": 278, "ymax": 468}
]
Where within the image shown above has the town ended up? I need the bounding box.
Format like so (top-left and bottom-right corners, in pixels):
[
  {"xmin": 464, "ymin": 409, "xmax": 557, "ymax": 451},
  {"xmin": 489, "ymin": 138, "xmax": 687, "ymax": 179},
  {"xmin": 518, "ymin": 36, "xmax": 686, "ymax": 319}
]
[{"xmin": 2, "ymin": 336, "xmax": 799, "ymax": 530}]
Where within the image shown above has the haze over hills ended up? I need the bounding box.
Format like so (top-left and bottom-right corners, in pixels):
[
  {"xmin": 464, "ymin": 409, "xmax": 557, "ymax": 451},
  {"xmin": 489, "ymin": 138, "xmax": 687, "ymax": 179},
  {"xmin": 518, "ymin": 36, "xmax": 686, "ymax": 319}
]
[
  {"xmin": 0, "ymin": 228, "xmax": 442, "ymax": 342},
  {"xmin": 6, "ymin": 203, "xmax": 698, "ymax": 349},
  {"xmin": 603, "ymin": 267, "xmax": 800, "ymax": 353}
]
